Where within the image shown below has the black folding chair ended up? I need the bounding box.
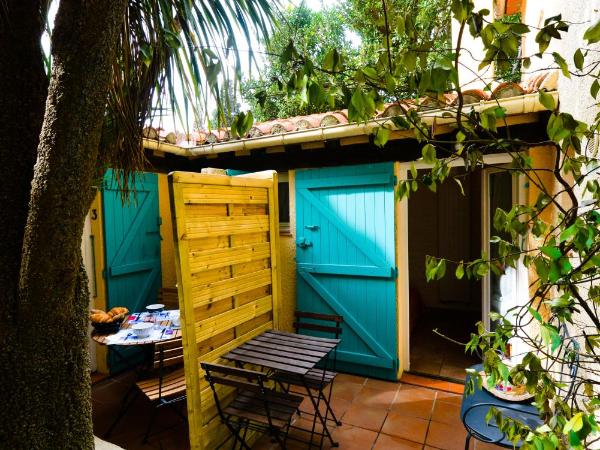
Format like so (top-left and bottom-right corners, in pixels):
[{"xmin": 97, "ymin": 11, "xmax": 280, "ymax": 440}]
[
  {"xmin": 136, "ymin": 338, "xmax": 188, "ymax": 442},
  {"xmin": 271, "ymin": 311, "xmax": 343, "ymax": 426},
  {"xmin": 201, "ymin": 362, "xmax": 303, "ymax": 449},
  {"xmin": 103, "ymin": 338, "xmax": 187, "ymax": 441}
]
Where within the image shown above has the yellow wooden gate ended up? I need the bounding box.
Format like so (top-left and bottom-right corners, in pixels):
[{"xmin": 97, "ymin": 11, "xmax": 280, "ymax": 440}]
[{"xmin": 168, "ymin": 170, "xmax": 281, "ymax": 449}]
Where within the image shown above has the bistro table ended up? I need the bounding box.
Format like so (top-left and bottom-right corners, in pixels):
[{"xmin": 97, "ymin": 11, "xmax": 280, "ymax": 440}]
[
  {"xmin": 222, "ymin": 329, "xmax": 341, "ymax": 449},
  {"xmin": 92, "ymin": 310, "xmax": 182, "ymax": 438},
  {"xmin": 91, "ymin": 310, "xmax": 182, "ymax": 347}
]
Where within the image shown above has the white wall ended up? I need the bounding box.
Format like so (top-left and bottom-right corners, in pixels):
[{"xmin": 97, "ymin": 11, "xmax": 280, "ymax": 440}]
[
  {"xmin": 523, "ymin": 0, "xmax": 600, "ymax": 126},
  {"xmin": 453, "ymin": 0, "xmax": 495, "ymax": 89}
]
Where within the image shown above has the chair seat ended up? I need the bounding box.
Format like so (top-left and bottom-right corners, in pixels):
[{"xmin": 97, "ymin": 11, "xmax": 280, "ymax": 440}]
[
  {"xmin": 462, "ymin": 364, "xmax": 541, "ymax": 448},
  {"xmin": 136, "ymin": 367, "xmax": 187, "ymax": 401},
  {"xmin": 224, "ymin": 389, "xmax": 304, "ymax": 429},
  {"xmin": 272, "ymin": 368, "xmax": 337, "ymax": 389}
]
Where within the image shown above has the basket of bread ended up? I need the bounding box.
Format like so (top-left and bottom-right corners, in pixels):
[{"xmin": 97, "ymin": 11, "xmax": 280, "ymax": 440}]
[{"xmin": 90, "ymin": 307, "xmax": 129, "ymax": 333}]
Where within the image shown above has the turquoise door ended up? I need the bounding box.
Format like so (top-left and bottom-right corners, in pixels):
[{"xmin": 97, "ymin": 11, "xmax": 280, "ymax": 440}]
[
  {"xmin": 295, "ymin": 163, "xmax": 398, "ymax": 380},
  {"xmin": 102, "ymin": 170, "xmax": 162, "ymax": 372}
]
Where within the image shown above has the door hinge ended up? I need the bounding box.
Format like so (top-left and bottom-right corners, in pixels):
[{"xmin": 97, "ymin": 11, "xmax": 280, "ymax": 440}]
[
  {"xmin": 157, "ymin": 216, "xmax": 163, "ymax": 226},
  {"xmin": 391, "ymin": 175, "xmax": 398, "ymax": 186},
  {"xmin": 391, "ymin": 267, "xmax": 398, "ymax": 278}
]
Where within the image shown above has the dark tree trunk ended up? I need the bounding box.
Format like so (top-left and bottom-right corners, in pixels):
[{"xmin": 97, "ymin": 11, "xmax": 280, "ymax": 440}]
[
  {"xmin": 0, "ymin": 0, "xmax": 127, "ymax": 447},
  {"xmin": 0, "ymin": 2, "xmax": 47, "ymax": 328},
  {"xmin": 0, "ymin": 1, "xmax": 49, "ymax": 446}
]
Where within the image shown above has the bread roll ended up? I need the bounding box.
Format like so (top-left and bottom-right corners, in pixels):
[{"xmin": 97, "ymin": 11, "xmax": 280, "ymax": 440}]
[
  {"xmin": 108, "ymin": 306, "xmax": 129, "ymax": 317},
  {"xmin": 90, "ymin": 311, "xmax": 112, "ymax": 323}
]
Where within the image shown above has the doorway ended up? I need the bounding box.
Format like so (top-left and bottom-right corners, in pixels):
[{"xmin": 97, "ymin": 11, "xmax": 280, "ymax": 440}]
[{"xmin": 407, "ymin": 167, "xmax": 482, "ymax": 380}]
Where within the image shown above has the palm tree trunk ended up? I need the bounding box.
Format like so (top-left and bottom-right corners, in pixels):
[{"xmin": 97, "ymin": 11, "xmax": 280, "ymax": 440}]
[{"xmin": 0, "ymin": 0, "xmax": 127, "ymax": 447}]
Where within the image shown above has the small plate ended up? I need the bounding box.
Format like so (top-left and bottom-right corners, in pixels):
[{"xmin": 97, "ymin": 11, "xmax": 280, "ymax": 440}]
[{"xmin": 146, "ymin": 303, "xmax": 165, "ymax": 311}]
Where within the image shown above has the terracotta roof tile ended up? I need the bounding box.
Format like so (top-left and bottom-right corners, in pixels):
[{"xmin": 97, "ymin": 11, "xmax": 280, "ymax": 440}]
[{"xmin": 143, "ymin": 71, "xmax": 557, "ymax": 147}]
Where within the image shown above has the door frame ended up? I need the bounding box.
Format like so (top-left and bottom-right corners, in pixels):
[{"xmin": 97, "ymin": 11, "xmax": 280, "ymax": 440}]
[
  {"xmin": 481, "ymin": 166, "xmax": 528, "ymax": 330},
  {"xmin": 396, "ymin": 153, "xmax": 517, "ymax": 372}
]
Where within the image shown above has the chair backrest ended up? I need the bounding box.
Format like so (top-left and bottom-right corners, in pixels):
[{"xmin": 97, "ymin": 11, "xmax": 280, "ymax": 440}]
[
  {"xmin": 201, "ymin": 362, "xmax": 281, "ymax": 426},
  {"xmin": 293, "ymin": 311, "xmax": 343, "ymax": 339},
  {"xmin": 201, "ymin": 362, "xmax": 268, "ymax": 391},
  {"xmin": 157, "ymin": 287, "xmax": 179, "ymax": 310},
  {"xmin": 154, "ymin": 337, "xmax": 184, "ymax": 370}
]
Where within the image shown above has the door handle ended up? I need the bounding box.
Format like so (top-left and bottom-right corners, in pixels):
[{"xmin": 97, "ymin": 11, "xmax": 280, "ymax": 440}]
[
  {"xmin": 304, "ymin": 225, "xmax": 320, "ymax": 231},
  {"xmin": 296, "ymin": 237, "xmax": 313, "ymax": 249}
]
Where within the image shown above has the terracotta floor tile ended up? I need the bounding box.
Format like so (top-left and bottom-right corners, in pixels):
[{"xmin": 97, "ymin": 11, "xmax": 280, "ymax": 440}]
[
  {"xmin": 336, "ymin": 372, "xmax": 367, "ymax": 385},
  {"xmin": 426, "ymin": 421, "xmax": 468, "ymax": 450},
  {"xmin": 331, "ymin": 379, "xmax": 364, "ymax": 401},
  {"xmin": 401, "ymin": 373, "xmax": 464, "ymax": 395},
  {"xmin": 436, "ymin": 391, "xmax": 463, "ymax": 405},
  {"xmin": 327, "ymin": 396, "xmax": 353, "ymax": 422},
  {"xmin": 374, "ymin": 433, "xmax": 422, "ymax": 449},
  {"xmin": 431, "ymin": 399, "xmax": 462, "ymax": 426},
  {"xmin": 364, "ymin": 378, "xmax": 401, "ymax": 391},
  {"xmin": 331, "ymin": 424, "xmax": 378, "ymax": 450},
  {"xmin": 381, "ymin": 411, "xmax": 429, "ymax": 443},
  {"xmin": 342, "ymin": 403, "xmax": 388, "ymax": 432},
  {"xmin": 397, "ymin": 384, "xmax": 437, "ymax": 400},
  {"xmin": 353, "ymin": 386, "xmax": 399, "ymax": 410},
  {"xmin": 390, "ymin": 394, "xmax": 435, "ymax": 420}
]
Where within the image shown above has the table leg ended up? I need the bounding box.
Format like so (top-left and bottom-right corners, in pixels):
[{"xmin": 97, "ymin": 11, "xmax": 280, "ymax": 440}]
[{"xmin": 103, "ymin": 384, "xmax": 139, "ymax": 438}]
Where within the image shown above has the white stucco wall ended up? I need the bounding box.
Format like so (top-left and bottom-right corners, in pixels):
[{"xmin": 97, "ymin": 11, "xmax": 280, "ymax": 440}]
[
  {"xmin": 453, "ymin": 0, "xmax": 495, "ymax": 88},
  {"xmin": 523, "ymin": 0, "xmax": 600, "ymax": 126}
]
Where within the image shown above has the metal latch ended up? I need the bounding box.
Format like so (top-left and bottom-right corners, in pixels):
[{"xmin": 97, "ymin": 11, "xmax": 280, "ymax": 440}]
[{"xmin": 296, "ymin": 237, "xmax": 313, "ymax": 249}]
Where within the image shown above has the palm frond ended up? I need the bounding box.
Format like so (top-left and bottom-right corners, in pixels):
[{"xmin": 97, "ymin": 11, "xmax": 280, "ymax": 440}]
[{"xmin": 101, "ymin": 0, "xmax": 277, "ymax": 192}]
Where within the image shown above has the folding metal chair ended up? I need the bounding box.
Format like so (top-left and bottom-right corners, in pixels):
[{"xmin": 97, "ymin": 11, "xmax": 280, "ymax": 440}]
[
  {"xmin": 201, "ymin": 362, "xmax": 303, "ymax": 449},
  {"xmin": 135, "ymin": 338, "xmax": 187, "ymax": 442},
  {"xmin": 271, "ymin": 311, "xmax": 343, "ymax": 426}
]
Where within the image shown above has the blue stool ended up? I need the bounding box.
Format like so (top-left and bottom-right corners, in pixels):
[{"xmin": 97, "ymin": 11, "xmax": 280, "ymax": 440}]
[{"xmin": 461, "ymin": 364, "xmax": 541, "ymax": 449}]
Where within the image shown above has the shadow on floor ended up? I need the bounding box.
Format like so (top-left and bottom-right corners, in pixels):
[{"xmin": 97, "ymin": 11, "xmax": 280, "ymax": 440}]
[
  {"xmin": 92, "ymin": 371, "xmax": 190, "ymax": 450},
  {"xmin": 93, "ymin": 371, "xmax": 501, "ymax": 450}
]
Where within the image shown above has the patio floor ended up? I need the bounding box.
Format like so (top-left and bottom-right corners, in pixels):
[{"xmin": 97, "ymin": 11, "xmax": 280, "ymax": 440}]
[{"xmin": 92, "ymin": 371, "xmax": 504, "ymax": 450}]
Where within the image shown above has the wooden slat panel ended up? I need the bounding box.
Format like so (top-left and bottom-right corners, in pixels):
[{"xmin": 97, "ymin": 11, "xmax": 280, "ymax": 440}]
[
  {"xmin": 172, "ymin": 173, "xmax": 272, "ymax": 188},
  {"xmin": 190, "ymin": 266, "xmax": 231, "ymax": 286},
  {"xmin": 229, "ymin": 204, "xmax": 268, "ymax": 216},
  {"xmin": 184, "ymin": 216, "xmax": 270, "ymax": 239},
  {"xmin": 183, "ymin": 186, "xmax": 268, "ymax": 205},
  {"xmin": 184, "ymin": 204, "xmax": 228, "ymax": 217},
  {"xmin": 191, "ymin": 268, "xmax": 272, "ymax": 307},
  {"xmin": 236, "ymin": 286, "xmax": 271, "ymax": 306},
  {"xmin": 189, "ymin": 242, "xmax": 271, "ymax": 273},
  {"xmin": 230, "ymin": 232, "xmax": 268, "ymax": 247},
  {"xmin": 235, "ymin": 312, "xmax": 272, "ymax": 336},
  {"xmin": 193, "ymin": 298, "xmax": 233, "ymax": 321},
  {"xmin": 169, "ymin": 170, "xmax": 280, "ymax": 450},
  {"xmin": 194, "ymin": 296, "xmax": 272, "ymax": 343},
  {"xmin": 188, "ymin": 235, "xmax": 230, "ymax": 252}
]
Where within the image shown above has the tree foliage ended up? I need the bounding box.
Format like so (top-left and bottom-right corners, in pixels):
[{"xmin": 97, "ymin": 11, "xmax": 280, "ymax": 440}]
[
  {"xmin": 283, "ymin": 1, "xmax": 600, "ymax": 448},
  {"xmin": 242, "ymin": 4, "xmax": 360, "ymax": 121},
  {"xmin": 242, "ymin": 0, "xmax": 452, "ymax": 121}
]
